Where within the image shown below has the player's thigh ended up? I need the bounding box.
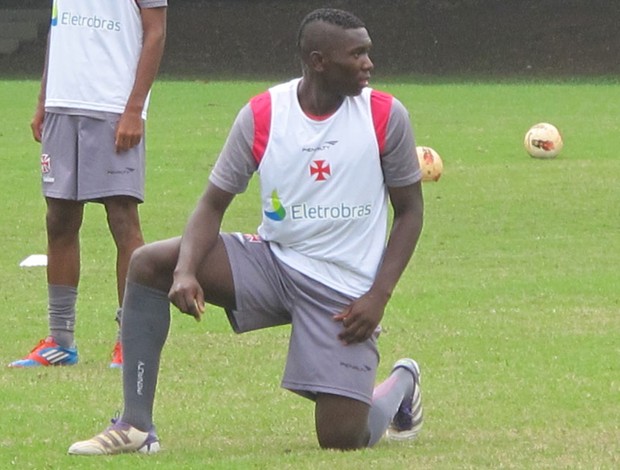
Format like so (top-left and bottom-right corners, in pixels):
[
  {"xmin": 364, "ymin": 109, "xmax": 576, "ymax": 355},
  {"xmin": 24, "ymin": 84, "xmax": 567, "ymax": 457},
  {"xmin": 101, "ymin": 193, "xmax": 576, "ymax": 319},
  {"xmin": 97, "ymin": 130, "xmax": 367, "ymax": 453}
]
[
  {"xmin": 41, "ymin": 113, "xmax": 79, "ymax": 200},
  {"xmin": 218, "ymin": 233, "xmax": 291, "ymax": 332},
  {"xmin": 130, "ymin": 235, "xmax": 235, "ymax": 309},
  {"xmin": 281, "ymin": 263, "xmax": 380, "ymax": 405},
  {"xmin": 315, "ymin": 393, "xmax": 370, "ymax": 449},
  {"xmin": 77, "ymin": 115, "xmax": 145, "ymax": 202},
  {"xmin": 194, "ymin": 236, "xmax": 235, "ymax": 310}
]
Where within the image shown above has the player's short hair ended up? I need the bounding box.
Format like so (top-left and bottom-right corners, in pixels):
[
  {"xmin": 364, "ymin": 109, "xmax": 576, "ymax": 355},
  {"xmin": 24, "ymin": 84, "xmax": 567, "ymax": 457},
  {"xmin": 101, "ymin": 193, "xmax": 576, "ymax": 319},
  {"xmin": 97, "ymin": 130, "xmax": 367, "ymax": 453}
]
[{"xmin": 296, "ymin": 8, "xmax": 365, "ymax": 52}]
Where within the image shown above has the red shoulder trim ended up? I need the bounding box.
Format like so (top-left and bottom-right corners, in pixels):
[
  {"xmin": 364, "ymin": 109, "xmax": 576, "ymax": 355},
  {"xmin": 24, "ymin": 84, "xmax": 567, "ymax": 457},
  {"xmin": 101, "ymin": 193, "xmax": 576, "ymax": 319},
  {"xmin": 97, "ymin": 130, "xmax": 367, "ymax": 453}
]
[
  {"xmin": 249, "ymin": 91, "xmax": 271, "ymax": 164},
  {"xmin": 370, "ymin": 90, "xmax": 393, "ymax": 156}
]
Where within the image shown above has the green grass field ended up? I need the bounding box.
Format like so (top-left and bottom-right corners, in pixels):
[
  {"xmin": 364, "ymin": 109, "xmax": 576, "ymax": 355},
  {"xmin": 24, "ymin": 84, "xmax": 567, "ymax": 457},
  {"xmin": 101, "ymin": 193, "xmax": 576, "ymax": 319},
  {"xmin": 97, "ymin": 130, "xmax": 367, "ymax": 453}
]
[{"xmin": 0, "ymin": 79, "xmax": 618, "ymax": 469}]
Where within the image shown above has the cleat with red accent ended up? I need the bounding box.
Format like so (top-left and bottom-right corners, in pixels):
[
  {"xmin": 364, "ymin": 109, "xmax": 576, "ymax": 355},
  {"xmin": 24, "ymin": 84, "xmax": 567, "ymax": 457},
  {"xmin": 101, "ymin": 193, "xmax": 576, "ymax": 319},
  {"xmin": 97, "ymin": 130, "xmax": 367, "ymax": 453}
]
[
  {"xmin": 109, "ymin": 341, "xmax": 123, "ymax": 369},
  {"xmin": 8, "ymin": 337, "xmax": 78, "ymax": 368}
]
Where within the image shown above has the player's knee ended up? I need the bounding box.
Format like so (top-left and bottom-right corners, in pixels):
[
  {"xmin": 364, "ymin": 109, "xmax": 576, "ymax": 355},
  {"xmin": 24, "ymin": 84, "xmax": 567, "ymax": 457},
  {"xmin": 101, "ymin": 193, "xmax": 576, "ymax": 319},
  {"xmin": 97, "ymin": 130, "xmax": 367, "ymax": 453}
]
[
  {"xmin": 315, "ymin": 393, "xmax": 371, "ymax": 450},
  {"xmin": 317, "ymin": 422, "xmax": 369, "ymax": 450},
  {"xmin": 127, "ymin": 241, "xmax": 176, "ymax": 291},
  {"xmin": 105, "ymin": 199, "xmax": 142, "ymax": 243},
  {"xmin": 46, "ymin": 205, "xmax": 82, "ymax": 241},
  {"xmin": 127, "ymin": 244, "xmax": 159, "ymax": 282}
]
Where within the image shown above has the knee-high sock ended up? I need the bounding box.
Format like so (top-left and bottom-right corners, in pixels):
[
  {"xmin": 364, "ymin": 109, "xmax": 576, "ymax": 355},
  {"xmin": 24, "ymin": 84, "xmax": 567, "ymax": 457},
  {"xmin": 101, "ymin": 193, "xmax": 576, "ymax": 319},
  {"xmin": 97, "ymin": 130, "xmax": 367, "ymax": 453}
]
[
  {"xmin": 366, "ymin": 368, "xmax": 414, "ymax": 447},
  {"xmin": 114, "ymin": 307, "xmax": 122, "ymax": 342},
  {"xmin": 48, "ymin": 284, "xmax": 78, "ymax": 348},
  {"xmin": 120, "ymin": 281, "xmax": 170, "ymax": 432}
]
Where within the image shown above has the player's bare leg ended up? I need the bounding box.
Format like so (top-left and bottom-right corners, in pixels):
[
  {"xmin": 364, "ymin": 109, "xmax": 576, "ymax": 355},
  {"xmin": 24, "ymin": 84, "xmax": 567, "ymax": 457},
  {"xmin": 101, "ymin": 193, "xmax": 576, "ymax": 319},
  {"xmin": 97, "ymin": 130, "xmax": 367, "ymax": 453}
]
[
  {"xmin": 46, "ymin": 197, "xmax": 84, "ymax": 347},
  {"xmin": 104, "ymin": 196, "xmax": 145, "ymax": 305},
  {"xmin": 69, "ymin": 236, "xmax": 235, "ymax": 454},
  {"xmin": 8, "ymin": 198, "xmax": 83, "ymax": 367},
  {"xmin": 47, "ymin": 197, "xmax": 84, "ymax": 289},
  {"xmin": 104, "ymin": 196, "xmax": 145, "ymax": 367},
  {"xmin": 315, "ymin": 393, "xmax": 371, "ymax": 450}
]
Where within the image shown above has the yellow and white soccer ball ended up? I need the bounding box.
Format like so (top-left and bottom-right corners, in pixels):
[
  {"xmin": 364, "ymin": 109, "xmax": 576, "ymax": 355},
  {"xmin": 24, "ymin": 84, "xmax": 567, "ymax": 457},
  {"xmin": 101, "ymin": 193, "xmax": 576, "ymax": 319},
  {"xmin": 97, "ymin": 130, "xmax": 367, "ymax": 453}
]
[
  {"xmin": 524, "ymin": 122, "xmax": 563, "ymax": 159},
  {"xmin": 416, "ymin": 146, "xmax": 443, "ymax": 182}
]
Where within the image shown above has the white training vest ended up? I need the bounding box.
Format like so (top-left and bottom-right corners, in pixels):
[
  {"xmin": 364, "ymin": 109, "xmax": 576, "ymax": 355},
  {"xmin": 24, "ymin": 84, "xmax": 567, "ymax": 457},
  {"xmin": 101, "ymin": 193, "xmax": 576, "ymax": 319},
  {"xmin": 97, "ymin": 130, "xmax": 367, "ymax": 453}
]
[
  {"xmin": 256, "ymin": 79, "xmax": 389, "ymax": 297},
  {"xmin": 45, "ymin": 0, "xmax": 148, "ymax": 117}
]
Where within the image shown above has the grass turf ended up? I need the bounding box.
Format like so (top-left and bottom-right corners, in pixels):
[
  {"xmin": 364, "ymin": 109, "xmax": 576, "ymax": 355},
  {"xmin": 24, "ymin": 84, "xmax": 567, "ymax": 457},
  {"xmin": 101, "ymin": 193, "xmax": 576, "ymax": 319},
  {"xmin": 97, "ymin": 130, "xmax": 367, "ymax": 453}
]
[{"xmin": 0, "ymin": 79, "xmax": 618, "ymax": 469}]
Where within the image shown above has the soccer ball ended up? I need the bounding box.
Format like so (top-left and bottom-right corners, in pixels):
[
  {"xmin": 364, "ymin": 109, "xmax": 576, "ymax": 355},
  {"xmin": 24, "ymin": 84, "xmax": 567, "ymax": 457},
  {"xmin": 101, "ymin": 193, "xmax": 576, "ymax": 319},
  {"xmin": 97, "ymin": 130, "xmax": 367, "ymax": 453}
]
[
  {"xmin": 416, "ymin": 146, "xmax": 443, "ymax": 182},
  {"xmin": 524, "ymin": 122, "xmax": 563, "ymax": 159}
]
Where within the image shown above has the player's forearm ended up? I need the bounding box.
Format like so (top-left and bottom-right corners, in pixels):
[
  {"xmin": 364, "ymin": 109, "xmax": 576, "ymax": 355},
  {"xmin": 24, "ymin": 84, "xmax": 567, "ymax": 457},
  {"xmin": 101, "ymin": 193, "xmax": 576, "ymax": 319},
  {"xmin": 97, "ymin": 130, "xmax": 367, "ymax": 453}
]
[
  {"xmin": 175, "ymin": 208, "xmax": 222, "ymax": 278},
  {"xmin": 174, "ymin": 184, "xmax": 234, "ymax": 278},
  {"xmin": 370, "ymin": 184, "xmax": 424, "ymax": 301},
  {"xmin": 124, "ymin": 8, "xmax": 167, "ymax": 115},
  {"xmin": 37, "ymin": 31, "xmax": 51, "ymax": 107},
  {"xmin": 372, "ymin": 213, "xmax": 422, "ymax": 299}
]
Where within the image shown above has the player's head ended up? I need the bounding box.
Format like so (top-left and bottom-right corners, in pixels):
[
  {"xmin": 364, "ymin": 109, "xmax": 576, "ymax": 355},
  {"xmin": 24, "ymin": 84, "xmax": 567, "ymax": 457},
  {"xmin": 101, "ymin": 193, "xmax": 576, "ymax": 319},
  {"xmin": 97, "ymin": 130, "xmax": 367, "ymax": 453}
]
[
  {"xmin": 297, "ymin": 9, "xmax": 366, "ymax": 56},
  {"xmin": 297, "ymin": 9, "xmax": 373, "ymax": 96}
]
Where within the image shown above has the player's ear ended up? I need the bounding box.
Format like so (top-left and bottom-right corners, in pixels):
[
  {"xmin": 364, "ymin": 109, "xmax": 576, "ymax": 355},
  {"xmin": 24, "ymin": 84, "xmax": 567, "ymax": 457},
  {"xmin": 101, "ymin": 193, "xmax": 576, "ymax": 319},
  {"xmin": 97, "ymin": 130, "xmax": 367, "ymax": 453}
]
[{"xmin": 309, "ymin": 50, "xmax": 326, "ymax": 72}]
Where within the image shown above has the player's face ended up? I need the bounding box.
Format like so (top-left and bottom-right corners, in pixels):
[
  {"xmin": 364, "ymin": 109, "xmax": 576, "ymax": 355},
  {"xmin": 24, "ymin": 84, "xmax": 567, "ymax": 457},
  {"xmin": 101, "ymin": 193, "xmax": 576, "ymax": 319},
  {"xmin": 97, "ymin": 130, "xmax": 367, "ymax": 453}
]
[{"xmin": 322, "ymin": 27, "xmax": 373, "ymax": 96}]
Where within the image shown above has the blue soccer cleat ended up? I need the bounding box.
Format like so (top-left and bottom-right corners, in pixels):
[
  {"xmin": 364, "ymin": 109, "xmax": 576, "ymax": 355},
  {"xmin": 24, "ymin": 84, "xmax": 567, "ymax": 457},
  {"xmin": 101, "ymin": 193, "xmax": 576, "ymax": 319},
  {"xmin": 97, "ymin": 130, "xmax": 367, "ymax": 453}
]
[{"xmin": 8, "ymin": 336, "xmax": 78, "ymax": 368}]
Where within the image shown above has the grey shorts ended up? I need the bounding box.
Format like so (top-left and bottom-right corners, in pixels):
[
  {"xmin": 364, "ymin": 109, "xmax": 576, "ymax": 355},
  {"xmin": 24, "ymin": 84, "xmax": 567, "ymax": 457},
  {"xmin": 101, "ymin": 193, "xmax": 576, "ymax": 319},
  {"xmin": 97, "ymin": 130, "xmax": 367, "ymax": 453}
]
[
  {"xmin": 221, "ymin": 232, "xmax": 380, "ymax": 405},
  {"xmin": 40, "ymin": 112, "xmax": 146, "ymax": 202}
]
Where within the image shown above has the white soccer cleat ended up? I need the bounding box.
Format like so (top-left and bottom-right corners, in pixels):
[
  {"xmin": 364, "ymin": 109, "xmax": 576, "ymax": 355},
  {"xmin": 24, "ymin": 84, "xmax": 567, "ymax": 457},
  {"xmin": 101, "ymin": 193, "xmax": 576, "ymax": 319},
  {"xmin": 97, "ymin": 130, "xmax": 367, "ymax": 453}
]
[
  {"xmin": 68, "ymin": 419, "xmax": 160, "ymax": 455},
  {"xmin": 386, "ymin": 358, "xmax": 423, "ymax": 440}
]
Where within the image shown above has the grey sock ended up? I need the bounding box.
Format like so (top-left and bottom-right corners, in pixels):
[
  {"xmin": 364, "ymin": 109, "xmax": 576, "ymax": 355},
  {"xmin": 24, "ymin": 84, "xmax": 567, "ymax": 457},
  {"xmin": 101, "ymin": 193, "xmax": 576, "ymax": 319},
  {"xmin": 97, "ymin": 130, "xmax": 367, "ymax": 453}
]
[
  {"xmin": 367, "ymin": 368, "xmax": 414, "ymax": 447},
  {"xmin": 120, "ymin": 281, "xmax": 171, "ymax": 432},
  {"xmin": 115, "ymin": 307, "xmax": 122, "ymax": 342},
  {"xmin": 48, "ymin": 284, "xmax": 78, "ymax": 348}
]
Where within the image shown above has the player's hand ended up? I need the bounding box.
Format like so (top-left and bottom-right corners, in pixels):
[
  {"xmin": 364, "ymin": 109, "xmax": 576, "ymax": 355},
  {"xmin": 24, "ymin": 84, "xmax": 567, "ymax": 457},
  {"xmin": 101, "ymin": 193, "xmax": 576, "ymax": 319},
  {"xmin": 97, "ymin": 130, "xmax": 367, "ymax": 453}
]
[
  {"xmin": 168, "ymin": 273, "xmax": 205, "ymax": 322},
  {"xmin": 115, "ymin": 110, "xmax": 144, "ymax": 153},
  {"xmin": 333, "ymin": 291, "xmax": 387, "ymax": 345},
  {"xmin": 31, "ymin": 105, "xmax": 45, "ymax": 142}
]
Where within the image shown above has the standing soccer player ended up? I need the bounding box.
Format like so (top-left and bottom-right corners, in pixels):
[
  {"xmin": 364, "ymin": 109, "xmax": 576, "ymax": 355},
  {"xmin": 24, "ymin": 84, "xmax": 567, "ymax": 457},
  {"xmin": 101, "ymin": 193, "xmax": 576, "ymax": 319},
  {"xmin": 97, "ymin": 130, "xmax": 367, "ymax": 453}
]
[
  {"xmin": 69, "ymin": 8, "xmax": 424, "ymax": 454},
  {"xmin": 8, "ymin": 0, "xmax": 167, "ymax": 369}
]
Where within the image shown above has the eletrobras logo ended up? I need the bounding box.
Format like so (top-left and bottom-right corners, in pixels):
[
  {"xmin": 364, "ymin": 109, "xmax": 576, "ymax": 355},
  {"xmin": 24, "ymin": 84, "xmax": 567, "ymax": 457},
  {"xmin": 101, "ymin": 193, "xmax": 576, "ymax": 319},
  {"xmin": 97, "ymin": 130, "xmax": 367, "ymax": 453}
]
[
  {"xmin": 51, "ymin": 0, "xmax": 121, "ymax": 31},
  {"xmin": 51, "ymin": 1, "xmax": 58, "ymax": 26},
  {"xmin": 264, "ymin": 190, "xmax": 371, "ymax": 222}
]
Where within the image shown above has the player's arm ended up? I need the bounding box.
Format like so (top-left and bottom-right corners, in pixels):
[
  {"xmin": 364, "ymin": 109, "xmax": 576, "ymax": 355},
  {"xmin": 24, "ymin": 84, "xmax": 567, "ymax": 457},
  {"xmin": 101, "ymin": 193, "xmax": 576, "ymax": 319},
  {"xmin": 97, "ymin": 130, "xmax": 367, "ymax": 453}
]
[
  {"xmin": 336, "ymin": 98, "xmax": 424, "ymax": 344},
  {"xmin": 31, "ymin": 31, "xmax": 50, "ymax": 142},
  {"xmin": 371, "ymin": 181, "xmax": 424, "ymax": 306},
  {"xmin": 169, "ymin": 103, "xmax": 257, "ymax": 318},
  {"xmin": 115, "ymin": 6, "xmax": 167, "ymax": 152},
  {"xmin": 169, "ymin": 182, "xmax": 235, "ymax": 318},
  {"xmin": 336, "ymin": 181, "xmax": 424, "ymax": 345},
  {"xmin": 367, "ymin": 97, "xmax": 424, "ymax": 305}
]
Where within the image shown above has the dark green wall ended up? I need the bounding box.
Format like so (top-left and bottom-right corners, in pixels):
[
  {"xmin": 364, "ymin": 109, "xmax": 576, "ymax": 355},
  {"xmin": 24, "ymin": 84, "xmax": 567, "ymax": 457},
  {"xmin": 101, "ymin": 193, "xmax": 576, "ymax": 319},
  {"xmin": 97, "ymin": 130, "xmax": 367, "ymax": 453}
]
[{"xmin": 2, "ymin": 0, "xmax": 618, "ymax": 78}]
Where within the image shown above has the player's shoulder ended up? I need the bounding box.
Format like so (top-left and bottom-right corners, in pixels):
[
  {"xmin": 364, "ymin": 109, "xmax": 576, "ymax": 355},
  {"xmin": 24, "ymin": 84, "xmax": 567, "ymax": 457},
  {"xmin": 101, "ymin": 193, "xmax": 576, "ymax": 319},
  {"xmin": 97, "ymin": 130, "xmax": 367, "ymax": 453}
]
[
  {"xmin": 369, "ymin": 87, "xmax": 394, "ymax": 100},
  {"xmin": 248, "ymin": 79, "xmax": 299, "ymax": 121},
  {"xmin": 368, "ymin": 88, "xmax": 407, "ymax": 109},
  {"xmin": 249, "ymin": 90, "xmax": 271, "ymax": 107},
  {"xmin": 366, "ymin": 88, "xmax": 409, "ymax": 123}
]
